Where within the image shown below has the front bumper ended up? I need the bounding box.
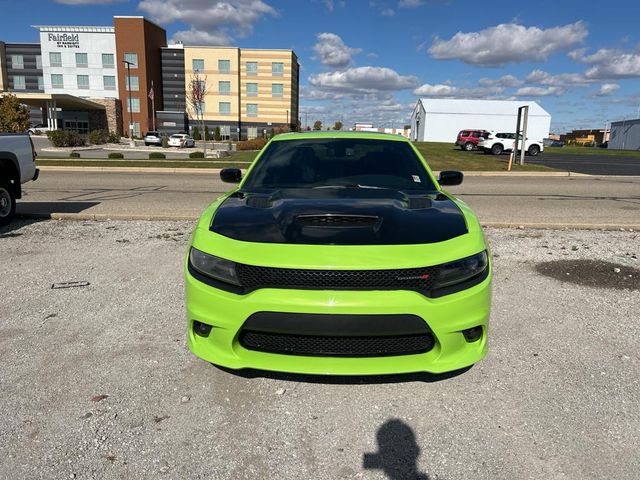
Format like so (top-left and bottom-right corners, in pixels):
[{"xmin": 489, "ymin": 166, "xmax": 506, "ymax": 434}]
[{"xmin": 185, "ymin": 267, "xmax": 491, "ymax": 375}]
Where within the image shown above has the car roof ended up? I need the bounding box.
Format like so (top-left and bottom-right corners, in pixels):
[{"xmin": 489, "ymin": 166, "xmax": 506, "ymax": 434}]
[{"xmin": 271, "ymin": 131, "xmax": 409, "ymax": 142}]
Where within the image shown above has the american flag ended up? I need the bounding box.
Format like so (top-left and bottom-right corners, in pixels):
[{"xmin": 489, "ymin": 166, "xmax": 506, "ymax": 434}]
[{"xmin": 148, "ymin": 82, "xmax": 154, "ymax": 101}]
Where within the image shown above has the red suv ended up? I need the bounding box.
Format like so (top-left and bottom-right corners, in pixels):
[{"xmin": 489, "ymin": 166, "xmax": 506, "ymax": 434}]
[{"xmin": 455, "ymin": 130, "xmax": 490, "ymax": 151}]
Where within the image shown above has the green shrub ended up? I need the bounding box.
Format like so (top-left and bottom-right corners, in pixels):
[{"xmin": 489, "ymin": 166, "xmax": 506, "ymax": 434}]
[
  {"xmin": 70, "ymin": 152, "xmax": 81, "ymax": 158},
  {"xmin": 149, "ymin": 152, "xmax": 166, "ymax": 159},
  {"xmin": 204, "ymin": 126, "xmax": 210, "ymax": 141},
  {"xmin": 189, "ymin": 151, "xmax": 205, "ymax": 159},
  {"xmin": 236, "ymin": 137, "xmax": 268, "ymax": 151},
  {"xmin": 192, "ymin": 126, "xmax": 201, "ymax": 140},
  {"xmin": 108, "ymin": 152, "xmax": 124, "ymax": 159},
  {"xmin": 89, "ymin": 129, "xmax": 109, "ymax": 145},
  {"xmin": 47, "ymin": 130, "xmax": 87, "ymax": 147},
  {"xmin": 214, "ymin": 126, "xmax": 221, "ymax": 141},
  {"xmin": 108, "ymin": 132, "xmax": 120, "ymax": 144}
]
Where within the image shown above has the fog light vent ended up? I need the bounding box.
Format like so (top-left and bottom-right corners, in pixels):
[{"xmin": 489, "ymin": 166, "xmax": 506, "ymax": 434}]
[
  {"xmin": 462, "ymin": 326, "xmax": 483, "ymax": 343},
  {"xmin": 193, "ymin": 320, "xmax": 213, "ymax": 337}
]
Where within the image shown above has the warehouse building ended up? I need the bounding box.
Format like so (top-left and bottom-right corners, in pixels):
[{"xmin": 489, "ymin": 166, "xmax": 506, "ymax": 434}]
[
  {"xmin": 608, "ymin": 118, "xmax": 640, "ymax": 150},
  {"xmin": 0, "ymin": 17, "xmax": 299, "ymax": 140},
  {"xmin": 410, "ymin": 99, "xmax": 551, "ymax": 143}
]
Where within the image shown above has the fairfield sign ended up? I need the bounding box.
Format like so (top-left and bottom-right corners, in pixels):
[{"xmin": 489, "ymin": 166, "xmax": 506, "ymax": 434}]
[{"xmin": 47, "ymin": 33, "xmax": 80, "ymax": 49}]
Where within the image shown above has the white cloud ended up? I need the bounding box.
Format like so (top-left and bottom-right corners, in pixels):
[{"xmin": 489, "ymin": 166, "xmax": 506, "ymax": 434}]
[
  {"xmin": 428, "ymin": 22, "xmax": 588, "ymax": 66},
  {"xmin": 398, "ymin": 0, "xmax": 424, "ymax": 7},
  {"xmin": 594, "ymin": 83, "xmax": 620, "ymax": 96},
  {"xmin": 313, "ymin": 33, "xmax": 361, "ymax": 68},
  {"xmin": 514, "ymin": 86, "xmax": 564, "ymax": 97},
  {"xmin": 381, "ymin": 8, "xmax": 396, "ymax": 16},
  {"xmin": 138, "ymin": 0, "xmax": 277, "ymax": 46},
  {"xmin": 413, "ymin": 83, "xmax": 505, "ymax": 98},
  {"xmin": 308, "ymin": 66, "xmax": 419, "ymax": 94},
  {"xmin": 525, "ymin": 69, "xmax": 591, "ymax": 86},
  {"xmin": 478, "ymin": 75, "xmax": 523, "ymax": 88},
  {"xmin": 570, "ymin": 48, "xmax": 640, "ymax": 79}
]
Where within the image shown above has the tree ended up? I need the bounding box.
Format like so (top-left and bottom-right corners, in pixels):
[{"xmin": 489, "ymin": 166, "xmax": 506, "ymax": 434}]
[
  {"xmin": 186, "ymin": 72, "xmax": 209, "ymax": 156},
  {"xmin": 333, "ymin": 121, "xmax": 343, "ymax": 131},
  {"xmin": 204, "ymin": 125, "xmax": 210, "ymax": 141},
  {"xmin": 192, "ymin": 126, "xmax": 201, "ymax": 140},
  {"xmin": 214, "ymin": 126, "xmax": 221, "ymax": 141},
  {"xmin": 0, "ymin": 94, "xmax": 30, "ymax": 133},
  {"xmin": 313, "ymin": 120, "xmax": 322, "ymax": 131}
]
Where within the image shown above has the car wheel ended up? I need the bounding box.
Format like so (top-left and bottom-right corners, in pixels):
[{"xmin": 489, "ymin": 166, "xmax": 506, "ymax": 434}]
[
  {"xmin": 464, "ymin": 142, "xmax": 474, "ymax": 151},
  {"xmin": 527, "ymin": 144, "xmax": 540, "ymax": 156},
  {"xmin": 0, "ymin": 178, "xmax": 17, "ymax": 227},
  {"xmin": 490, "ymin": 143, "xmax": 503, "ymax": 155}
]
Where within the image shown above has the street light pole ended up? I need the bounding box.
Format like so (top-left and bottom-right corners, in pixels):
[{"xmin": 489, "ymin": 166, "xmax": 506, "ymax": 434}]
[
  {"xmin": 123, "ymin": 59, "xmax": 135, "ymax": 146},
  {"xmin": 286, "ymin": 109, "xmax": 289, "ymax": 130}
]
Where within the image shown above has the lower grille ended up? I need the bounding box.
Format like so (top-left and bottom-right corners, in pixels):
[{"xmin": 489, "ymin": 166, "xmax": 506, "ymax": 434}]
[{"xmin": 239, "ymin": 330, "xmax": 434, "ymax": 357}]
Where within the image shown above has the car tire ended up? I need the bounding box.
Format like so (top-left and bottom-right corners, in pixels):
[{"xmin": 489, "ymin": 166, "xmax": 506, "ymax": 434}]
[
  {"xmin": 490, "ymin": 143, "xmax": 503, "ymax": 155},
  {"xmin": 464, "ymin": 142, "xmax": 474, "ymax": 151},
  {"xmin": 0, "ymin": 178, "xmax": 17, "ymax": 227},
  {"xmin": 527, "ymin": 144, "xmax": 540, "ymax": 156}
]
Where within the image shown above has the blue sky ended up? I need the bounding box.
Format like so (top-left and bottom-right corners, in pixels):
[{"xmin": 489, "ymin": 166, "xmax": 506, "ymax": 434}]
[{"xmin": 3, "ymin": 0, "xmax": 640, "ymax": 132}]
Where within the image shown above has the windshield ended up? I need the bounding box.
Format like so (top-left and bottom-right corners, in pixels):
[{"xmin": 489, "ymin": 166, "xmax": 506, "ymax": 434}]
[{"xmin": 242, "ymin": 138, "xmax": 437, "ymax": 191}]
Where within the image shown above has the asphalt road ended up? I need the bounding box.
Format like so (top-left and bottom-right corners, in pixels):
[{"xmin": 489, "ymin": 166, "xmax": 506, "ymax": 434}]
[
  {"xmin": 1, "ymin": 220, "xmax": 638, "ymax": 479},
  {"xmin": 17, "ymin": 170, "xmax": 640, "ymax": 228},
  {"xmin": 527, "ymin": 151, "xmax": 640, "ymax": 176}
]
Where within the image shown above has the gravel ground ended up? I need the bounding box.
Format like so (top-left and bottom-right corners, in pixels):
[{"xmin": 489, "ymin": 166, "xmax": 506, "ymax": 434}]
[{"xmin": 0, "ymin": 219, "xmax": 638, "ymax": 480}]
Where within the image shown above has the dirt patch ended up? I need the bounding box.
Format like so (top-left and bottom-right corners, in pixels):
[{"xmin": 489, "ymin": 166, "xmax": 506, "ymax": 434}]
[{"xmin": 536, "ymin": 259, "xmax": 639, "ymax": 290}]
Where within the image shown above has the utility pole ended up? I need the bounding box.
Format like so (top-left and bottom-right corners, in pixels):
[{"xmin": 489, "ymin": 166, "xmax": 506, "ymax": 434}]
[
  {"xmin": 286, "ymin": 109, "xmax": 289, "ymax": 130},
  {"xmin": 123, "ymin": 59, "xmax": 135, "ymax": 146}
]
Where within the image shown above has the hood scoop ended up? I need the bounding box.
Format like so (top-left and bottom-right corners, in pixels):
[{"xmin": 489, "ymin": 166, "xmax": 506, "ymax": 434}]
[
  {"xmin": 406, "ymin": 196, "xmax": 432, "ymax": 210},
  {"xmin": 296, "ymin": 214, "xmax": 380, "ymax": 228}
]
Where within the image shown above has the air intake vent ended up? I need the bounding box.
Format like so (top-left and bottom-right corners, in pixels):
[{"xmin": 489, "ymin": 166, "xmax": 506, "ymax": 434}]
[
  {"xmin": 407, "ymin": 197, "xmax": 432, "ymax": 209},
  {"xmin": 246, "ymin": 196, "xmax": 272, "ymax": 208},
  {"xmin": 297, "ymin": 214, "xmax": 379, "ymax": 227}
]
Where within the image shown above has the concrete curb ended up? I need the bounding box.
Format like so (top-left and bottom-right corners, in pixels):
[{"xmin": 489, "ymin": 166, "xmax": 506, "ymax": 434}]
[
  {"xmin": 36, "ymin": 165, "xmax": 599, "ymax": 177},
  {"xmin": 17, "ymin": 212, "xmax": 639, "ymax": 230}
]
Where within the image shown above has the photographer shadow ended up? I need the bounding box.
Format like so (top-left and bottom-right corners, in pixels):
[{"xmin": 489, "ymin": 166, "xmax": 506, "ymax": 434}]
[{"xmin": 363, "ymin": 418, "xmax": 430, "ymax": 480}]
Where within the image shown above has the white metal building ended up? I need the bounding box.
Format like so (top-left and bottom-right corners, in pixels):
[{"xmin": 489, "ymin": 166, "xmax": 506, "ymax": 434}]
[
  {"xmin": 608, "ymin": 118, "xmax": 640, "ymax": 150},
  {"xmin": 410, "ymin": 99, "xmax": 551, "ymax": 143}
]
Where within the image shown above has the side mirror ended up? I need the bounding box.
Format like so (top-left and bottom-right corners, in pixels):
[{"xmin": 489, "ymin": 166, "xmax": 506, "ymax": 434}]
[
  {"xmin": 438, "ymin": 170, "xmax": 463, "ymax": 186},
  {"xmin": 220, "ymin": 168, "xmax": 242, "ymax": 183}
]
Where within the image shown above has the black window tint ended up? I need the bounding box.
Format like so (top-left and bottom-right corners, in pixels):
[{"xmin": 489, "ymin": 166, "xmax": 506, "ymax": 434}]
[{"xmin": 243, "ymin": 139, "xmax": 437, "ymax": 191}]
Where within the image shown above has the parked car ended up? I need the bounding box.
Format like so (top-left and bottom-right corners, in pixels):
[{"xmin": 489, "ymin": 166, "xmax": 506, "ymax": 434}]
[
  {"xmin": 455, "ymin": 130, "xmax": 490, "ymax": 151},
  {"xmin": 0, "ymin": 133, "xmax": 39, "ymax": 226},
  {"xmin": 27, "ymin": 124, "xmax": 52, "ymax": 135},
  {"xmin": 168, "ymin": 134, "xmax": 195, "ymax": 148},
  {"xmin": 478, "ymin": 132, "xmax": 543, "ymax": 156},
  {"xmin": 185, "ymin": 132, "xmax": 492, "ymax": 375},
  {"xmin": 143, "ymin": 131, "xmax": 165, "ymax": 146}
]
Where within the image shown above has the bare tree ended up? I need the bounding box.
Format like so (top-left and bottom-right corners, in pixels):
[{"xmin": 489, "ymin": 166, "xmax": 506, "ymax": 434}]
[{"xmin": 186, "ymin": 71, "xmax": 209, "ymax": 157}]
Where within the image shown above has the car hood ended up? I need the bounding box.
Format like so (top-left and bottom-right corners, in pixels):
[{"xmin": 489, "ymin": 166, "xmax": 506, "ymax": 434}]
[{"xmin": 209, "ymin": 188, "xmax": 468, "ymax": 245}]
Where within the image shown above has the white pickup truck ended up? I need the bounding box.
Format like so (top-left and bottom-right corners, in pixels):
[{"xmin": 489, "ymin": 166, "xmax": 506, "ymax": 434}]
[{"xmin": 0, "ymin": 133, "xmax": 39, "ymax": 226}]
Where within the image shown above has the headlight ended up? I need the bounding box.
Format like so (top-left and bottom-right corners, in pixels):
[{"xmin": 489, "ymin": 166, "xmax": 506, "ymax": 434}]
[
  {"xmin": 433, "ymin": 251, "xmax": 488, "ymax": 289},
  {"xmin": 189, "ymin": 248, "xmax": 241, "ymax": 286}
]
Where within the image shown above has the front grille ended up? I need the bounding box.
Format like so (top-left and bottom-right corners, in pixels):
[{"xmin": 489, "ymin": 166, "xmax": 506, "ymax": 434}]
[
  {"xmin": 240, "ymin": 331, "xmax": 434, "ymax": 357},
  {"xmin": 236, "ymin": 264, "xmax": 438, "ymax": 293},
  {"xmin": 296, "ymin": 214, "xmax": 379, "ymax": 227}
]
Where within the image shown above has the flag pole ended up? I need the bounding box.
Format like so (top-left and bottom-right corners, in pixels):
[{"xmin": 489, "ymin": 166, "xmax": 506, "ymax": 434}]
[{"xmin": 150, "ymin": 80, "xmax": 156, "ymax": 131}]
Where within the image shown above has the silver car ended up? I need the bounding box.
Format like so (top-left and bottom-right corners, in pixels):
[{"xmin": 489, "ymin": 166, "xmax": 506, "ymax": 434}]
[
  {"xmin": 168, "ymin": 134, "xmax": 195, "ymax": 148},
  {"xmin": 143, "ymin": 131, "xmax": 164, "ymax": 146}
]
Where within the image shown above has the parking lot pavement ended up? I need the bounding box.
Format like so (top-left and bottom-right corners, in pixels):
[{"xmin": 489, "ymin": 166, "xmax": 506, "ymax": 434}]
[
  {"xmin": 527, "ymin": 152, "xmax": 640, "ymax": 176},
  {"xmin": 1, "ymin": 220, "xmax": 638, "ymax": 479}
]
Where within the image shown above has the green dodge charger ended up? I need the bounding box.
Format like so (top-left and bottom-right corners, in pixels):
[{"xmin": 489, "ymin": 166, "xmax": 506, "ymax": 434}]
[{"xmin": 185, "ymin": 132, "xmax": 491, "ymax": 375}]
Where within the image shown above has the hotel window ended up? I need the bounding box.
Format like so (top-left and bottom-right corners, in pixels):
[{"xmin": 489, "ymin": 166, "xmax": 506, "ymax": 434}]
[
  {"xmin": 75, "ymin": 53, "xmax": 88, "ymax": 68},
  {"xmin": 49, "ymin": 52, "xmax": 62, "ymax": 67},
  {"xmin": 13, "ymin": 75, "xmax": 26, "ymax": 90},
  {"xmin": 218, "ymin": 80, "xmax": 230, "ymax": 94},
  {"xmin": 124, "ymin": 52, "xmax": 138, "ymax": 68},
  {"xmin": 192, "ymin": 59, "xmax": 204, "ymax": 71},
  {"xmin": 246, "ymin": 61, "xmax": 258, "ymax": 75},
  {"xmin": 36, "ymin": 55, "xmax": 42, "ymax": 69},
  {"xmin": 247, "ymin": 126, "xmax": 258, "ymax": 140},
  {"xmin": 220, "ymin": 125, "xmax": 230, "ymax": 140},
  {"xmin": 126, "ymin": 75, "xmax": 139, "ymax": 91},
  {"xmin": 272, "ymin": 62, "xmax": 284, "ymax": 76},
  {"xmin": 103, "ymin": 76, "xmax": 116, "ymax": 90},
  {"xmin": 272, "ymin": 83, "xmax": 283, "ymax": 97},
  {"xmin": 37, "ymin": 76, "xmax": 44, "ymax": 91},
  {"xmin": 218, "ymin": 59, "xmax": 230, "ymax": 73},
  {"xmin": 246, "ymin": 83, "xmax": 258, "ymax": 96},
  {"xmin": 102, "ymin": 54, "xmax": 114, "ymax": 68},
  {"xmin": 247, "ymin": 103, "xmax": 258, "ymax": 117},
  {"xmin": 127, "ymin": 98, "xmax": 140, "ymax": 113},
  {"xmin": 11, "ymin": 55, "xmax": 24, "ymax": 69},
  {"xmin": 77, "ymin": 75, "xmax": 90, "ymax": 89},
  {"xmin": 219, "ymin": 102, "xmax": 231, "ymax": 115},
  {"xmin": 51, "ymin": 74, "xmax": 64, "ymax": 89}
]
